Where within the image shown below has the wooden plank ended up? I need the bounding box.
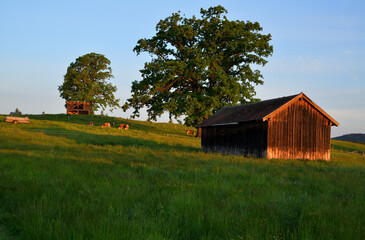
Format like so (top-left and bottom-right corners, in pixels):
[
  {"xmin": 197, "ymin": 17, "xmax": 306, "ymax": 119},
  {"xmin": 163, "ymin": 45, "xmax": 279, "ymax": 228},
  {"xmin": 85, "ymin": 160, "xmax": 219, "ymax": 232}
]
[
  {"xmin": 267, "ymin": 118, "xmax": 272, "ymax": 159},
  {"xmin": 311, "ymin": 106, "xmax": 315, "ymax": 160},
  {"xmin": 297, "ymin": 99, "xmax": 301, "ymax": 159},
  {"xmin": 304, "ymin": 100, "xmax": 308, "ymax": 159},
  {"xmin": 287, "ymin": 103, "xmax": 291, "ymax": 159},
  {"xmin": 291, "ymin": 101, "xmax": 295, "ymax": 159},
  {"xmin": 285, "ymin": 105, "xmax": 290, "ymax": 159},
  {"xmin": 281, "ymin": 107, "xmax": 284, "ymax": 159},
  {"xmin": 201, "ymin": 121, "xmax": 268, "ymax": 158}
]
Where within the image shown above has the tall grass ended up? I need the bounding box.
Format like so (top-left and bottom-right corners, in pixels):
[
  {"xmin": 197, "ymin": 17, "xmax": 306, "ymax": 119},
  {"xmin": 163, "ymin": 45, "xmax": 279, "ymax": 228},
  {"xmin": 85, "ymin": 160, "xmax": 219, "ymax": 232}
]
[{"xmin": 0, "ymin": 114, "xmax": 364, "ymax": 239}]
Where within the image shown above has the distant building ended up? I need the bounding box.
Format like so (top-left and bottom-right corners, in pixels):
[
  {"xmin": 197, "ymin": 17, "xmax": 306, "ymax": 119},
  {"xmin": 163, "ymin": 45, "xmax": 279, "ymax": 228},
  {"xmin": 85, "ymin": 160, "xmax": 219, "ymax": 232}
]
[
  {"xmin": 10, "ymin": 111, "xmax": 22, "ymax": 115},
  {"xmin": 66, "ymin": 101, "xmax": 91, "ymax": 115},
  {"xmin": 197, "ymin": 92, "xmax": 339, "ymax": 160}
]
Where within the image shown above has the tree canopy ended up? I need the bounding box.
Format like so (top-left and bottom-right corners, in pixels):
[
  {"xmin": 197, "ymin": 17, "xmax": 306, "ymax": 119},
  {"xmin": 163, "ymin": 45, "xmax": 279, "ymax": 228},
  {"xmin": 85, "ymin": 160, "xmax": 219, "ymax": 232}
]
[
  {"xmin": 123, "ymin": 6, "xmax": 273, "ymax": 126},
  {"xmin": 58, "ymin": 53, "xmax": 120, "ymax": 113}
]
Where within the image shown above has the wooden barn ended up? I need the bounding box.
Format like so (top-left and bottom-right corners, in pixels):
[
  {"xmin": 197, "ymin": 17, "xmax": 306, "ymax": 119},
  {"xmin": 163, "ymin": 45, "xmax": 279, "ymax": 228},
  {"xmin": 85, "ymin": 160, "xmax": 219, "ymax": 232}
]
[
  {"xmin": 66, "ymin": 101, "xmax": 91, "ymax": 115},
  {"xmin": 197, "ymin": 93, "xmax": 339, "ymax": 160}
]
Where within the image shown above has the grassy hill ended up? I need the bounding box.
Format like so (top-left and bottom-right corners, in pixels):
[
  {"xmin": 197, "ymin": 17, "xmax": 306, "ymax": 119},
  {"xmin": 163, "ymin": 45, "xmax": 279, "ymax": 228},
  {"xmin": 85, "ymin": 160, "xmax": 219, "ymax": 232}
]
[
  {"xmin": 331, "ymin": 139, "xmax": 365, "ymax": 154},
  {"xmin": 0, "ymin": 114, "xmax": 365, "ymax": 239},
  {"xmin": 333, "ymin": 133, "xmax": 365, "ymax": 144}
]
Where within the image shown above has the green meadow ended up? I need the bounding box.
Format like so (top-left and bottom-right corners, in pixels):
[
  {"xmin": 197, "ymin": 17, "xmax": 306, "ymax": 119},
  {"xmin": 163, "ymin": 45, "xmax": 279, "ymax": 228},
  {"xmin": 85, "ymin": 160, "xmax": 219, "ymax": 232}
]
[{"xmin": 0, "ymin": 114, "xmax": 364, "ymax": 239}]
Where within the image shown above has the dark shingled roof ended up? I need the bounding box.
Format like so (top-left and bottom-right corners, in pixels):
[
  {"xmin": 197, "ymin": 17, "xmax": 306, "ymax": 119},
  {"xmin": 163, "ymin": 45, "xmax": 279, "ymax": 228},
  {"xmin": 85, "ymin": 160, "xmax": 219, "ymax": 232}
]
[{"xmin": 197, "ymin": 94, "xmax": 300, "ymax": 127}]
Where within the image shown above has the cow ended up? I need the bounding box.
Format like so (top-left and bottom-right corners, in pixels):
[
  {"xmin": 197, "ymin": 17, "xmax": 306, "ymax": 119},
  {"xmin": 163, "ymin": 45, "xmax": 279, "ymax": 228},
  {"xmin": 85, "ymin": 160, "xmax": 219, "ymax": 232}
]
[
  {"xmin": 118, "ymin": 124, "xmax": 129, "ymax": 130},
  {"xmin": 102, "ymin": 123, "xmax": 111, "ymax": 128},
  {"xmin": 186, "ymin": 129, "xmax": 194, "ymax": 135},
  {"xmin": 89, "ymin": 121, "xmax": 93, "ymax": 126}
]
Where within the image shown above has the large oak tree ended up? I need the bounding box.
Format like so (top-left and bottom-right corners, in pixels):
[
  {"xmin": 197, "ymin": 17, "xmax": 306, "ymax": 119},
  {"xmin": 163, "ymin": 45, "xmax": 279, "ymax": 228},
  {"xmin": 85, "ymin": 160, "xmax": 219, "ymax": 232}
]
[
  {"xmin": 123, "ymin": 6, "xmax": 273, "ymax": 126},
  {"xmin": 58, "ymin": 53, "xmax": 120, "ymax": 113}
]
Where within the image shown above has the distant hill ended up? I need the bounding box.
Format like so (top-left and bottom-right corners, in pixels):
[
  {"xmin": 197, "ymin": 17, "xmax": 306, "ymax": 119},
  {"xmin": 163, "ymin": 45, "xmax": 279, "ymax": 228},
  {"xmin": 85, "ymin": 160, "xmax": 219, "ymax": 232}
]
[{"xmin": 332, "ymin": 133, "xmax": 365, "ymax": 144}]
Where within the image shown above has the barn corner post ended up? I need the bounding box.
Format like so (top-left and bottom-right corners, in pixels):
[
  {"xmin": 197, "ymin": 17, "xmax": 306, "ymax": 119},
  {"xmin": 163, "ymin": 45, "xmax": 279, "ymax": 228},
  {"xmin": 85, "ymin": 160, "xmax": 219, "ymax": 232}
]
[
  {"xmin": 195, "ymin": 115, "xmax": 209, "ymax": 138},
  {"xmin": 195, "ymin": 127, "xmax": 202, "ymax": 138}
]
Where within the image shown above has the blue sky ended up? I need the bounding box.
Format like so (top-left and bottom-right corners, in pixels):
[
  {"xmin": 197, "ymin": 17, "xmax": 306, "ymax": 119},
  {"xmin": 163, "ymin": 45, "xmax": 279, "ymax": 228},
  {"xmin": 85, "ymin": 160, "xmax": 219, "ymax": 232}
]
[{"xmin": 0, "ymin": 0, "xmax": 364, "ymax": 137}]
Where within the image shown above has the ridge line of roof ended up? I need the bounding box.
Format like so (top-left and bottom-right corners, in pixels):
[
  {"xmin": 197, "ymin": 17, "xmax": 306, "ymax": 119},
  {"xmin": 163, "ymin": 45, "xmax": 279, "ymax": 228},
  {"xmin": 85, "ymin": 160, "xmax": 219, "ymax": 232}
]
[
  {"xmin": 197, "ymin": 94, "xmax": 300, "ymax": 128},
  {"xmin": 221, "ymin": 93, "xmax": 300, "ymax": 110}
]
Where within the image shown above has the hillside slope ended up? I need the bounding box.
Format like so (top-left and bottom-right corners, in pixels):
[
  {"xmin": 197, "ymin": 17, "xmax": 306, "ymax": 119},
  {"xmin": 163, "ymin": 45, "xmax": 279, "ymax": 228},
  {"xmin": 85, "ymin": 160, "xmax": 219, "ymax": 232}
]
[
  {"xmin": 0, "ymin": 114, "xmax": 365, "ymax": 239},
  {"xmin": 333, "ymin": 133, "xmax": 365, "ymax": 144},
  {"xmin": 331, "ymin": 139, "xmax": 365, "ymax": 153}
]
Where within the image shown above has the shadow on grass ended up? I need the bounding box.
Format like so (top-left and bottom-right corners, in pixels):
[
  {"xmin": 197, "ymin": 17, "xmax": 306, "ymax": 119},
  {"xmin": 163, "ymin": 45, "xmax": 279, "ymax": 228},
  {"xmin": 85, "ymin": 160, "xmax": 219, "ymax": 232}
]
[
  {"xmin": 29, "ymin": 126, "xmax": 199, "ymax": 153},
  {"xmin": 27, "ymin": 114, "xmax": 197, "ymax": 137},
  {"xmin": 28, "ymin": 114, "xmax": 157, "ymax": 132}
]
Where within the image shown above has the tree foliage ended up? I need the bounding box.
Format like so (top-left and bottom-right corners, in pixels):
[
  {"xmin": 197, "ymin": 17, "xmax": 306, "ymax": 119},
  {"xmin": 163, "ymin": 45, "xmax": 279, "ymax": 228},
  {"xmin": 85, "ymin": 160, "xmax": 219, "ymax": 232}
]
[
  {"xmin": 58, "ymin": 53, "xmax": 120, "ymax": 113},
  {"xmin": 123, "ymin": 6, "xmax": 273, "ymax": 126}
]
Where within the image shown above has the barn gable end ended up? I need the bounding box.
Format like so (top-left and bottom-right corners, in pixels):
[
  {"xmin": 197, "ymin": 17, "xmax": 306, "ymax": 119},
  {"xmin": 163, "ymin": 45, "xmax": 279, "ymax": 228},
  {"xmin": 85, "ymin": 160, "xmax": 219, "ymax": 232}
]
[
  {"xmin": 197, "ymin": 93, "xmax": 338, "ymax": 160},
  {"xmin": 66, "ymin": 101, "xmax": 91, "ymax": 115}
]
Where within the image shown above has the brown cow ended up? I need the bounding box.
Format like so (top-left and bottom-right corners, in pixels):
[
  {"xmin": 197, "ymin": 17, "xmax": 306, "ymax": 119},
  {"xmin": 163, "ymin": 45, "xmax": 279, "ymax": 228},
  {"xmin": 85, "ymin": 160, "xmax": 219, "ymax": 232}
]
[
  {"xmin": 186, "ymin": 130, "xmax": 194, "ymax": 135},
  {"xmin": 102, "ymin": 123, "xmax": 111, "ymax": 128},
  {"xmin": 118, "ymin": 124, "xmax": 129, "ymax": 130},
  {"xmin": 89, "ymin": 121, "xmax": 93, "ymax": 126}
]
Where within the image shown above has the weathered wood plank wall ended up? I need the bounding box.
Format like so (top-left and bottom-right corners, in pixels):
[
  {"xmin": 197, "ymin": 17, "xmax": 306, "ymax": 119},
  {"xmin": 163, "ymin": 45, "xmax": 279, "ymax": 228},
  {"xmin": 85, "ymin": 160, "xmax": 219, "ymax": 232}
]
[
  {"xmin": 267, "ymin": 98, "xmax": 331, "ymax": 160},
  {"xmin": 201, "ymin": 121, "xmax": 268, "ymax": 158}
]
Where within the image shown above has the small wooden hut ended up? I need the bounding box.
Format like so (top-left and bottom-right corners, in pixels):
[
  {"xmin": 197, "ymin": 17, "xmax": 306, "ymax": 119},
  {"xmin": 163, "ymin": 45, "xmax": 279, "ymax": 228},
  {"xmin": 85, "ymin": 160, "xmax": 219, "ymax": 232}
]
[
  {"xmin": 5, "ymin": 116, "xmax": 30, "ymax": 124},
  {"xmin": 197, "ymin": 93, "xmax": 339, "ymax": 160},
  {"xmin": 66, "ymin": 101, "xmax": 91, "ymax": 115}
]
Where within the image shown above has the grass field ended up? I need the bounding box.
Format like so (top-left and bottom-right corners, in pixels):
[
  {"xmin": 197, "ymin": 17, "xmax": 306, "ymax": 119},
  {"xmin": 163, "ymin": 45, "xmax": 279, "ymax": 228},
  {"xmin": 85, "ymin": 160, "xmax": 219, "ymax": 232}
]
[
  {"xmin": 0, "ymin": 114, "xmax": 364, "ymax": 239},
  {"xmin": 331, "ymin": 139, "xmax": 365, "ymax": 154}
]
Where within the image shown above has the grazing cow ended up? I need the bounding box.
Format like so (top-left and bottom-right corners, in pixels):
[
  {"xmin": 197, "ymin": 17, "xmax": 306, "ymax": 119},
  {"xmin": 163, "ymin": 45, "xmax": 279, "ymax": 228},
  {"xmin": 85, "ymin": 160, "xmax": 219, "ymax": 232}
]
[
  {"xmin": 118, "ymin": 124, "xmax": 129, "ymax": 130},
  {"xmin": 89, "ymin": 121, "xmax": 93, "ymax": 126},
  {"xmin": 186, "ymin": 130, "xmax": 194, "ymax": 135},
  {"xmin": 102, "ymin": 123, "xmax": 111, "ymax": 128}
]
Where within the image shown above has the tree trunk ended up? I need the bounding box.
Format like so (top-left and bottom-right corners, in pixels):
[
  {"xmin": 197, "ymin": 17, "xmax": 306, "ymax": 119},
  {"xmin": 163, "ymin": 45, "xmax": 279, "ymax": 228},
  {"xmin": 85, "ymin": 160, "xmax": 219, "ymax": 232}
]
[
  {"xmin": 169, "ymin": 112, "xmax": 173, "ymax": 123},
  {"xmin": 89, "ymin": 101, "xmax": 94, "ymax": 115}
]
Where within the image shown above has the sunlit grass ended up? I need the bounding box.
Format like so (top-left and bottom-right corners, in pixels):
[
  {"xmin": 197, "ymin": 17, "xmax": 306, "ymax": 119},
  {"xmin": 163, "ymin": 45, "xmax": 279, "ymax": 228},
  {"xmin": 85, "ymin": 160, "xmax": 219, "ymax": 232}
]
[
  {"xmin": 332, "ymin": 139, "xmax": 365, "ymax": 153},
  {"xmin": 0, "ymin": 114, "xmax": 364, "ymax": 239}
]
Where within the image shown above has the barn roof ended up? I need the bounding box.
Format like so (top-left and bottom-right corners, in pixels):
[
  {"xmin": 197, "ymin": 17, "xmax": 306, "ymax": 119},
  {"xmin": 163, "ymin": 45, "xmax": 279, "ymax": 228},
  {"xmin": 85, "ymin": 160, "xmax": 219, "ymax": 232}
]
[{"xmin": 197, "ymin": 92, "xmax": 339, "ymax": 127}]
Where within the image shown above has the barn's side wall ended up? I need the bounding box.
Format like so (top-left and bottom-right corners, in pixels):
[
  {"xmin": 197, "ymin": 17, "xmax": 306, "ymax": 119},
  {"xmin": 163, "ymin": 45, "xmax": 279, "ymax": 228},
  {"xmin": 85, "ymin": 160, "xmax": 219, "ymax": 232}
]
[
  {"xmin": 267, "ymin": 98, "xmax": 331, "ymax": 160},
  {"xmin": 201, "ymin": 121, "xmax": 267, "ymax": 158}
]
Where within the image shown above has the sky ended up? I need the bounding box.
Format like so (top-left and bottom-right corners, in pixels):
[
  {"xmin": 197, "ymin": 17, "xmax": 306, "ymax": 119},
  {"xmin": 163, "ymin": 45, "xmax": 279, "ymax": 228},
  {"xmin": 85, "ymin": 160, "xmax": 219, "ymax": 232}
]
[{"xmin": 0, "ymin": 0, "xmax": 364, "ymax": 137}]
